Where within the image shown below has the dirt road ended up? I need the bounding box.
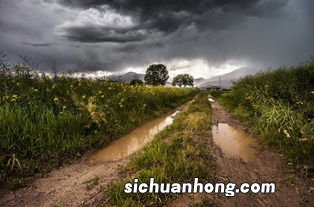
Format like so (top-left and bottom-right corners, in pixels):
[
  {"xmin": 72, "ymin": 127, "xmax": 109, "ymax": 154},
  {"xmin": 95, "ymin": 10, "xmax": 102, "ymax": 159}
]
[
  {"xmin": 1, "ymin": 100, "xmax": 313, "ymax": 207},
  {"xmin": 0, "ymin": 155, "xmax": 129, "ymax": 207},
  {"xmin": 205, "ymin": 101, "xmax": 314, "ymax": 207}
]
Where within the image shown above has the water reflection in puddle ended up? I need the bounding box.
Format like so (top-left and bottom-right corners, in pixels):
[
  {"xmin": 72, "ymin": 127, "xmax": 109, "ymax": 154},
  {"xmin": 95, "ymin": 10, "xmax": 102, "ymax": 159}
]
[
  {"xmin": 87, "ymin": 111, "xmax": 180, "ymax": 165},
  {"xmin": 212, "ymin": 123, "xmax": 257, "ymax": 162},
  {"xmin": 208, "ymin": 97, "xmax": 215, "ymax": 102}
]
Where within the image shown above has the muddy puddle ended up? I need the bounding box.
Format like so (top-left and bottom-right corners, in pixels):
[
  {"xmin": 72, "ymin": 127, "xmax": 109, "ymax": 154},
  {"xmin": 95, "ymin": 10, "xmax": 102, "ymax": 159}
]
[
  {"xmin": 87, "ymin": 111, "xmax": 180, "ymax": 165},
  {"xmin": 208, "ymin": 97, "xmax": 215, "ymax": 102},
  {"xmin": 212, "ymin": 123, "xmax": 258, "ymax": 162}
]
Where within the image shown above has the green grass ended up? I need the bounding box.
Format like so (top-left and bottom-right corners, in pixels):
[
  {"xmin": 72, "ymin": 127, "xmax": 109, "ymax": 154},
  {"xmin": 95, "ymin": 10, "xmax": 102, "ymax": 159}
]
[
  {"xmin": 107, "ymin": 92, "xmax": 213, "ymax": 206},
  {"xmin": 218, "ymin": 61, "xmax": 314, "ymax": 172},
  {"xmin": 207, "ymin": 89, "xmax": 228, "ymax": 99},
  {"xmin": 0, "ymin": 66, "xmax": 198, "ymax": 188}
]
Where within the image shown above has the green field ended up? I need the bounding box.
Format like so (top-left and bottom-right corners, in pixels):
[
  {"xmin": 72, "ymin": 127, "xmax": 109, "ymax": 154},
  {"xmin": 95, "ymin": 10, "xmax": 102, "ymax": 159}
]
[
  {"xmin": 0, "ymin": 68, "xmax": 198, "ymax": 187},
  {"xmin": 217, "ymin": 61, "xmax": 314, "ymax": 171}
]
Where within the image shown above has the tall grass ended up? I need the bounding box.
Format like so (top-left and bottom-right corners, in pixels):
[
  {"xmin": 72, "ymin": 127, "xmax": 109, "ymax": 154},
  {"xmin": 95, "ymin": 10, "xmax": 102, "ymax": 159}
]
[
  {"xmin": 219, "ymin": 61, "xmax": 314, "ymax": 170},
  {"xmin": 0, "ymin": 65, "xmax": 198, "ymax": 187}
]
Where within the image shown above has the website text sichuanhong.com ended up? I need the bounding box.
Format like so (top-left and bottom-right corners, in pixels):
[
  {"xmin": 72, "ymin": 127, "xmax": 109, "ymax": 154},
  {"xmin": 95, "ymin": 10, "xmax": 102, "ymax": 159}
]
[{"xmin": 124, "ymin": 178, "xmax": 276, "ymax": 197}]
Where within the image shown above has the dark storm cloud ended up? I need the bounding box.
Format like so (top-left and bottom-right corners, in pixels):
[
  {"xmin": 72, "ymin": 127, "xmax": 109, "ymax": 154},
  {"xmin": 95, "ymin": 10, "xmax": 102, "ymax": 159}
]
[
  {"xmin": 0, "ymin": 0, "xmax": 313, "ymax": 75},
  {"xmin": 22, "ymin": 42, "xmax": 54, "ymax": 47},
  {"xmin": 60, "ymin": 26, "xmax": 153, "ymax": 43},
  {"xmin": 58, "ymin": 0, "xmax": 268, "ymax": 43}
]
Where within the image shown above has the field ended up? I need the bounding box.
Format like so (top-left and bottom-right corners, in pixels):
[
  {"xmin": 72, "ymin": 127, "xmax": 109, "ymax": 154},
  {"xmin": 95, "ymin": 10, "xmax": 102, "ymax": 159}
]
[
  {"xmin": 217, "ymin": 61, "xmax": 314, "ymax": 171},
  {"xmin": 1, "ymin": 65, "xmax": 313, "ymax": 206},
  {"xmin": 0, "ymin": 66, "xmax": 198, "ymax": 187}
]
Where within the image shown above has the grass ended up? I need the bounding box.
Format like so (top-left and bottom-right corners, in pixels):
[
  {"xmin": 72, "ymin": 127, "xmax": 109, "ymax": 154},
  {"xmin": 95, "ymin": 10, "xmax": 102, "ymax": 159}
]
[
  {"xmin": 217, "ymin": 61, "xmax": 314, "ymax": 172},
  {"xmin": 107, "ymin": 92, "xmax": 213, "ymax": 206},
  {"xmin": 207, "ymin": 89, "xmax": 228, "ymax": 99},
  {"xmin": 0, "ymin": 65, "xmax": 198, "ymax": 188}
]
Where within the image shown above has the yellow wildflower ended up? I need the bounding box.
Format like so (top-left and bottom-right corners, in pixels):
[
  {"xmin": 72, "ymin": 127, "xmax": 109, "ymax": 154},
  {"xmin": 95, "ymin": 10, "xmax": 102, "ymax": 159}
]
[
  {"xmin": 11, "ymin": 95, "xmax": 18, "ymax": 102},
  {"xmin": 53, "ymin": 97, "xmax": 59, "ymax": 103},
  {"xmin": 283, "ymin": 129, "xmax": 291, "ymax": 138}
]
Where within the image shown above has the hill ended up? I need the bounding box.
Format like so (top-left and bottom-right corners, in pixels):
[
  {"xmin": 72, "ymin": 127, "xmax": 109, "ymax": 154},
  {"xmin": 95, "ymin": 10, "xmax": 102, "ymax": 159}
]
[
  {"xmin": 109, "ymin": 72, "xmax": 145, "ymax": 83},
  {"xmin": 198, "ymin": 67, "xmax": 260, "ymax": 89}
]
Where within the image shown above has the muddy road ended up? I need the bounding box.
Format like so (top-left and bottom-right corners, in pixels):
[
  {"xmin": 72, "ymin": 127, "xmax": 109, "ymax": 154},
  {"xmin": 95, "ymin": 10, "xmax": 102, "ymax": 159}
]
[
  {"xmin": 1, "ymin": 99, "xmax": 313, "ymax": 207},
  {"xmin": 0, "ymin": 108, "xmax": 183, "ymax": 207},
  {"xmin": 205, "ymin": 101, "xmax": 314, "ymax": 207},
  {"xmin": 171, "ymin": 100, "xmax": 313, "ymax": 207}
]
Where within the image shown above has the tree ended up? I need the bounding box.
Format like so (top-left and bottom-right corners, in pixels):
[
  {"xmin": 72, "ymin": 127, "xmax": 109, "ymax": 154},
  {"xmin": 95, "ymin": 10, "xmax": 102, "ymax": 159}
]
[
  {"xmin": 130, "ymin": 79, "xmax": 144, "ymax": 85},
  {"xmin": 172, "ymin": 74, "xmax": 194, "ymax": 87},
  {"xmin": 144, "ymin": 64, "xmax": 169, "ymax": 86}
]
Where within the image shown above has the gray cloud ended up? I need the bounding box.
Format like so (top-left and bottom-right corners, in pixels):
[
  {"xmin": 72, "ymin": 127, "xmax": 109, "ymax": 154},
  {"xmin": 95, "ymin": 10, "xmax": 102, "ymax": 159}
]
[
  {"xmin": 22, "ymin": 42, "xmax": 55, "ymax": 47},
  {"xmin": 0, "ymin": 0, "xmax": 313, "ymax": 77},
  {"xmin": 57, "ymin": 0, "xmax": 266, "ymax": 43},
  {"xmin": 60, "ymin": 26, "xmax": 154, "ymax": 43}
]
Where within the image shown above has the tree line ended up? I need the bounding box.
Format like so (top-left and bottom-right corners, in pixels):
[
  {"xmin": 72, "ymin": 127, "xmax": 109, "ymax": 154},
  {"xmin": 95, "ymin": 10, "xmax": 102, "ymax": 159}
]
[{"xmin": 132, "ymin": 64, "xmax": 194, "ymax": 87}]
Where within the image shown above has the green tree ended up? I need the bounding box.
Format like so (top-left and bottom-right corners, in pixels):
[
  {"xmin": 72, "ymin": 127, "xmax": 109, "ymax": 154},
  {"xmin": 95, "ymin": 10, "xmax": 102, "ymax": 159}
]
[
  {"xmin": 144, "ymin": 64, "xmax": 169, "ymax": 86},
  {"xmin": 172, "ymin": 74, "xmax": 194, "ymax": 87},
  {"xmin": 130, "ymin": 79, "xmax": 144, "ymax": 85}
]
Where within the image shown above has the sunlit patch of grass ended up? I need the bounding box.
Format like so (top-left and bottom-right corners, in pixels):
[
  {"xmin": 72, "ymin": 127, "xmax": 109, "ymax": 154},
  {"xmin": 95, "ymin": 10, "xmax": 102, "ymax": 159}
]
[{"xmin": 107, "ymin": 92, "xmax": 214, "ymax": 206}]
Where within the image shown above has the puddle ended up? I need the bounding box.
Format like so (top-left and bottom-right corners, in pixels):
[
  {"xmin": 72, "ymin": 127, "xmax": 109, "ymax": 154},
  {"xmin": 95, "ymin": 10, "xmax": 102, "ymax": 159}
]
[
  {"xmin": 208, "ymin": 97, "xmax": 215, "ymax": 102},
  {"xmin": 212, "ymin": 123, "xmax": 257, "ymax": 162},
  {"xmin": 87, "ymin": 111, "xmax": 180, "ymax": 165}
]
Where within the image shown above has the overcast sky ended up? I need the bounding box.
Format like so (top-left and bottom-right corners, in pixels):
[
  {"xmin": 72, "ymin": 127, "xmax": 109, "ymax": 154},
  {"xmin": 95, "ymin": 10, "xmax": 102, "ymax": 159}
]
[{"xmin": 0, "ymin": 0, "xmax": 313, "ymax": 79}]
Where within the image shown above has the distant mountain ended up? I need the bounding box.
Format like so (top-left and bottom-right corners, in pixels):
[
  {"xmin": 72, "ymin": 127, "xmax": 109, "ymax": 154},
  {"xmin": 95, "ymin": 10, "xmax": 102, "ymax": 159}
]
[
  {"xmin": 194, "ymin": 78, "xmax": 206, "ymax": 86},
  {"xmin": 109, "ymin": 72, "xmax": 145, "ymax": 83},
  {"xmin": 198, "ymin": 67, "xmax": 260, "ymax": 89}
]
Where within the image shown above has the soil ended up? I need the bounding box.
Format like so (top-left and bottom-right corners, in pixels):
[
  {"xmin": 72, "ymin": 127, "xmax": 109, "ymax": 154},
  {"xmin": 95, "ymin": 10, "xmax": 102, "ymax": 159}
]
[{"xmin": 0, "ymin": 156, "xmax": 129, "ymax": 207}]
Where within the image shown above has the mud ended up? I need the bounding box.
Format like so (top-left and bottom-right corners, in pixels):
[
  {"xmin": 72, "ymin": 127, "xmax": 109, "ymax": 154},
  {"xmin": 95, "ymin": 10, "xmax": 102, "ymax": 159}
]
[
  {"xmin": 87, "ymin": 110, "xmax": 180, "ymax": 165},
  {"xmin": 1, "ymin": 99, "xmax": 313, "ymax": 207},
  {"xmin": 171, "ymin": 98, "xmax": 313, "ymax": 207},
  {"xmin": 212, "ymin": 123, "xmax": 258, "ymax": 162},
  {"xmin": 208, "ymin": 100, "xmax": 313, "ymax": 207}
]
